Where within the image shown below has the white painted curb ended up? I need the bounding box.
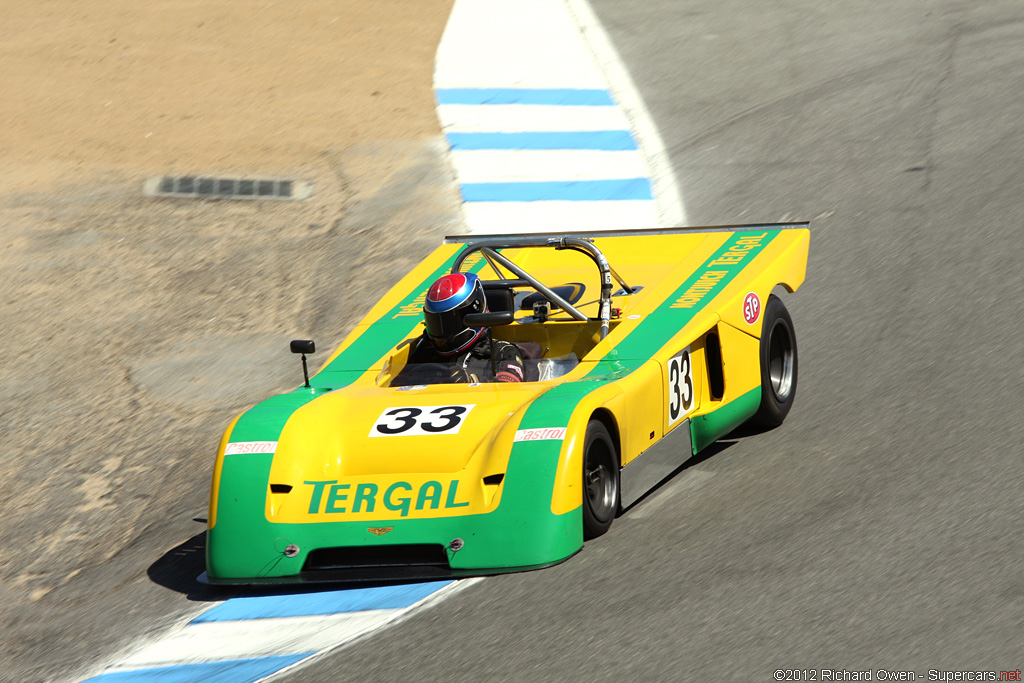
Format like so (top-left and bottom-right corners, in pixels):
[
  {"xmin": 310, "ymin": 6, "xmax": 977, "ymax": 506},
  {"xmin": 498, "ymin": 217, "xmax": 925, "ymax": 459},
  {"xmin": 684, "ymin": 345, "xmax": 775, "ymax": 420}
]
[{"xmin": 435, "ymin": 0, "xmax": 686, "ymax": 234}]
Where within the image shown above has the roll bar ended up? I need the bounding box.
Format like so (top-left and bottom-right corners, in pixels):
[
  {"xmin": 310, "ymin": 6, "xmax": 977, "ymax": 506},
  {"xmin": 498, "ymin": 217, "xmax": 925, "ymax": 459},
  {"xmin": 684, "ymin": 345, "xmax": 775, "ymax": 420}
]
[{"xmin": 451, "ymin": 236, "xmax": 636, "ymax": 340}]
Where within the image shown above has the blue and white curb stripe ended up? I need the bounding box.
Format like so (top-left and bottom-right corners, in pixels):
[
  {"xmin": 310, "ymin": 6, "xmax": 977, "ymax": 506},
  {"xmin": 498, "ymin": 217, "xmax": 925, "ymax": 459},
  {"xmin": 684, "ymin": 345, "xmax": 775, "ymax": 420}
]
[
  {"xmin": 435, "ymin": 0, "xmax": 686, "ymax": 234},
  {"xmin": 80, "ymin": 580, "xmax": 475, "ymax": 682}
]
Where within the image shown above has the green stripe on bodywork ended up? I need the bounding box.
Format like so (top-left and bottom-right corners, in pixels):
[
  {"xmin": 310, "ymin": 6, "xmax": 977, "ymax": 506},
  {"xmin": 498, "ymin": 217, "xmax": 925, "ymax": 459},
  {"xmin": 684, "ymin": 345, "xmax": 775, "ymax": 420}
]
[
  {"xmin": 513, "ymin": 230, "xmax": 780, "ymax": 471},
  {"xmin": 610, "ymin": 230, "xmax": 778, "ymax": 360},
  {"xmin": 690, "ymin": 386, "xmax": 762, "ymax": 452}
]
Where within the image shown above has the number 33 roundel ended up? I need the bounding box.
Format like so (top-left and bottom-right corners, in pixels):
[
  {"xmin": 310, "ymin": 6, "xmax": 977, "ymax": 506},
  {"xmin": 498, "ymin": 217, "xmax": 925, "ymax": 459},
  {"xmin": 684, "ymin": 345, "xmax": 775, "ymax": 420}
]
[
  {"xmin": 370, "ymin": 405, "xmax": 475, "ymax": 437},
  {"xmin": 667, "ymin": 348, "xmax": 695, "ymax": 427}
]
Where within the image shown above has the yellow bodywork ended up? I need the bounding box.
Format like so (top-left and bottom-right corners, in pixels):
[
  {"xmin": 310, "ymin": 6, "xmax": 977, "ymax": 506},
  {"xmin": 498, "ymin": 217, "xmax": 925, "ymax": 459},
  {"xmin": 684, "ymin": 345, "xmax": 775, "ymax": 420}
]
[{"xmin": 240, "ymin": 226, "xmax": 809, "ymax": 524}]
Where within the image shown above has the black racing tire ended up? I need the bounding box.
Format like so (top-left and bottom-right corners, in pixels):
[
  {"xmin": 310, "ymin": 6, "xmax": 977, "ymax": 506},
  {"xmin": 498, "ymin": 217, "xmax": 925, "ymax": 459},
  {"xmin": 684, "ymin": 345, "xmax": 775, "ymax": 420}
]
[
  {"xmin": 750, "ymin": 294, "xmax": 798, "ymax": 429},
  {"xmin": 582, "ymin": 419, "xmax": 620, "ymax": 540}
]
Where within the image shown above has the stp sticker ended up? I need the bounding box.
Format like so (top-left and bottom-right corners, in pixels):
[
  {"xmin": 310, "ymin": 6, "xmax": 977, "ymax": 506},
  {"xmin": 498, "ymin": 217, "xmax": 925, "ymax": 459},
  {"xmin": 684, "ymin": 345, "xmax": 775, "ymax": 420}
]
[{"xmin": 743, "ymin": 292, "xmax": 761, "ymax": 325}]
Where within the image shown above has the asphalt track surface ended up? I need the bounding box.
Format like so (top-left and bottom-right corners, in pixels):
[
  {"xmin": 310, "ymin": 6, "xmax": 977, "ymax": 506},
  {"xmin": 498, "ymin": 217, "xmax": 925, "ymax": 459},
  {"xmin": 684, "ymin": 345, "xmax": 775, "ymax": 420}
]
[
  {"xmin": 288, "ymin": 1, "xmax": 1024, "ymax": 681},
  {"xmin": 45, "ymin": 2, "xmax": 1023, "ymax": 681}
]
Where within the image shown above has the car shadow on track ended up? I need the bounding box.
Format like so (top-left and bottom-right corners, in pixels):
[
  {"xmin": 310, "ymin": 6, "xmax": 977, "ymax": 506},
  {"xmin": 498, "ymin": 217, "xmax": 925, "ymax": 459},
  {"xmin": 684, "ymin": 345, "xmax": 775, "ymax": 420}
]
[
  {"xmin": 147, "ymin": 529, "xmax": 244, "ymax": 602},
  {"xmin": 147, "ymin": 527, "xmax": 449, "ymax": 602}
]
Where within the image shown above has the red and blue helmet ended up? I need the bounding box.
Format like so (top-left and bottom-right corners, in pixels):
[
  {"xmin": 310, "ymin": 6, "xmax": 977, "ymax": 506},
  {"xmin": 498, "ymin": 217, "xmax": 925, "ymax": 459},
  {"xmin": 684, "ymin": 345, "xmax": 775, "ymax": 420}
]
[{"xmin": 423, "ymin": 273, "xmax": 487, "ymax": 356}]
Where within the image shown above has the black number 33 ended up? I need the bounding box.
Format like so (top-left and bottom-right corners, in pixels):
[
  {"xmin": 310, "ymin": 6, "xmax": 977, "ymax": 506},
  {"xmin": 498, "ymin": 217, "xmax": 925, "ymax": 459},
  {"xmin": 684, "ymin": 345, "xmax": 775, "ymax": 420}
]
[
  {"xmin": 373, "ymin": 405, "xmax": 472, "ymax": 436},
  {"xmin": 668, "ymin": 348, "xmax": 694, "ymax": 426},
  {"xmin": 420, "ymin": 405, "xmax": 467, "ymax": 432},
  {"xmin": 375, "ymin": 407, "xmax": 423, "ymax": 434}
]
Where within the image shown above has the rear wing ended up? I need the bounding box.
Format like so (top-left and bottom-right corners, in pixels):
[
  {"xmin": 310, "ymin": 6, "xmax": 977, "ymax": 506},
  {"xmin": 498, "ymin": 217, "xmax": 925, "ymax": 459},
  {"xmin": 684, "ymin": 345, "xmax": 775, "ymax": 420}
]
[
  {"xmin": 444, "ymin": 222, "xmax": 810, "ymax": 243},
  {"xmin": 444, "ymin": 223, "xmax": 810, "ymax": 339}
]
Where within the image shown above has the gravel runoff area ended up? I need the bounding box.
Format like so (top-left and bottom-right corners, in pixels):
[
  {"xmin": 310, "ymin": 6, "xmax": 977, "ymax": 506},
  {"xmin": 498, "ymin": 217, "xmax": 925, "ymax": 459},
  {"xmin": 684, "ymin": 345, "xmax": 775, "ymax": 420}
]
[{"xmin": 0, "ymin": 2, "xmax": 463, "ymax": 681}]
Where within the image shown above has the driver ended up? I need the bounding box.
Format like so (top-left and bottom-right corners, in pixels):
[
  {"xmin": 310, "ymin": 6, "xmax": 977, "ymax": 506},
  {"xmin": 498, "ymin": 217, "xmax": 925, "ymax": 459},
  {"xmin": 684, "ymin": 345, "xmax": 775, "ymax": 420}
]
[{"xmin": 400, "ymin": 273, "xmax": 525, "ymax": 384}]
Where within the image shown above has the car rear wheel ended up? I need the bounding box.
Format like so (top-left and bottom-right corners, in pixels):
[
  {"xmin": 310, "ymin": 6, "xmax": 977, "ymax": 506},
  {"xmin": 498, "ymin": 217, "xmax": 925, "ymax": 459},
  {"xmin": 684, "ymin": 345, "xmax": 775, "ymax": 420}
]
[
  {"xmin": 750, "ymin": 294, "xmax": 798, "ymax": 428},
  {"xmin": 582, "ymin": 419, "xmax": 619, "ymax": 540}
]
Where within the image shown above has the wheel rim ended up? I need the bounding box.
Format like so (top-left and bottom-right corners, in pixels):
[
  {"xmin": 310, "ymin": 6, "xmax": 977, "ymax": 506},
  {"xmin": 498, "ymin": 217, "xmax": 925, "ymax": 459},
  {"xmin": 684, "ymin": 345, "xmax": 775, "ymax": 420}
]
[
  {"xmin": 584, "ymin": 437, "xmax": 616, "ymax": 523},
  {"xmin": 767, "ymin": 318, "xmax": 795, "ymax": 401}
]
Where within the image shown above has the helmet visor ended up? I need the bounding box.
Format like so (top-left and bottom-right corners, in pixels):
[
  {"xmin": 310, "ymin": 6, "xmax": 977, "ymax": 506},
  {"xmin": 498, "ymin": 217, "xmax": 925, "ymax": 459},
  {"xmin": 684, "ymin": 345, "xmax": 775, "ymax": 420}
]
[{"xmin": 424, "ymin": 308, "xmax": 460, "ymax": 342}]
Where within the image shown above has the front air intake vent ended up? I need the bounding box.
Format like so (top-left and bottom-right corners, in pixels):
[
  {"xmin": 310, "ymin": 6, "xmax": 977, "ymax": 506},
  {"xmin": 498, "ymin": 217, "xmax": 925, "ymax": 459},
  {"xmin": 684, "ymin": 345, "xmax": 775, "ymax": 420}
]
[{"xmin": 303, "ymin": 544, "xmax": 448, "ymax": 571}]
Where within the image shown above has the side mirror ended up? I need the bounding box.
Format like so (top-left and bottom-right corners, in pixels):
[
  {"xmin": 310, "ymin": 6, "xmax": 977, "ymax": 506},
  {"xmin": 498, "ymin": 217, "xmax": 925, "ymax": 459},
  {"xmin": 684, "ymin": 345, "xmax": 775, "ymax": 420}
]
[
  {"xmin": 463, "ymin": 311, "xmax": 514, "ymax": 327},
  {"xmin": 290, "ymin": 339, "xmax": 315, "ymax": 387},
  {"xmin": 291, "ymin": 339, "xmax": 315, "ymax": 355}
]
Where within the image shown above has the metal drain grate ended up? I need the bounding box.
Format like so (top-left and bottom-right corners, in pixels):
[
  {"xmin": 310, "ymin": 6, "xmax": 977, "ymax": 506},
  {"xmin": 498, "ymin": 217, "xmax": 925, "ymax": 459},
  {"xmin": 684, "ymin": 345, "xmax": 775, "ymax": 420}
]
[{"xmin": 144, "ymin": 176, "xmax": 313, "ymax": 201}]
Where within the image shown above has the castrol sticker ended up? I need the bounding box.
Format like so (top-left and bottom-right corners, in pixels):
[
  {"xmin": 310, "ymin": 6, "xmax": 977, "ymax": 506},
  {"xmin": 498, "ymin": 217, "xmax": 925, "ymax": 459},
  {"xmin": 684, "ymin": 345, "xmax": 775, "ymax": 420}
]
[
  {"xmin": 514, "ymin": 427, "xmax": 567, "ymax": 442},
  {"xmin": 743, "ymin": 292, "xmax": 761, "ymax": 325},
  {"xmin": 224, "ymin": 441, "xmax": 278, "ymax": 455}
]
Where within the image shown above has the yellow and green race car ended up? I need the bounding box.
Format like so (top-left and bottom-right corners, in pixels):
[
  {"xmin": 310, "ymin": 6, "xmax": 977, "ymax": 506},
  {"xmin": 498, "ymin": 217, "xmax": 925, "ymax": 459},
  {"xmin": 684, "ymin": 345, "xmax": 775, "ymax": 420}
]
[{"xmin": 204, "ymin": 223, "xmax": 810, "ymax": 584}]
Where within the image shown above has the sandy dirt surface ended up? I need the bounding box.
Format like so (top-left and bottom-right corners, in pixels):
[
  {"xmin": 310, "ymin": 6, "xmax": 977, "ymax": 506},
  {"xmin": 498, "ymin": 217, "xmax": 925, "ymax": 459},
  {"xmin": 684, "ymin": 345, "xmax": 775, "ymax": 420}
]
[{"xmin": 0, "ymin": 2, "xmax": 460, "ymax": 681}]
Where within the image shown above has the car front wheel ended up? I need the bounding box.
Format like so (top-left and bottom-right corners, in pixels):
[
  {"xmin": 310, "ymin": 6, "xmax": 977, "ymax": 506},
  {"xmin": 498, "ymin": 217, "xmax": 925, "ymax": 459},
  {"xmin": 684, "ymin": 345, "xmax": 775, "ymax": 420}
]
[{"xmin": 582, "ymin": 419, "xmax": 619, "ymax": 540}]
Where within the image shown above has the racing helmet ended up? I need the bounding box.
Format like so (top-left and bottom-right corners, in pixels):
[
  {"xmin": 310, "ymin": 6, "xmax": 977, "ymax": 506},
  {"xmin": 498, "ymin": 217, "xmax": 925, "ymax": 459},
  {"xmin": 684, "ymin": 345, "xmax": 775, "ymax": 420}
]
[{"xmin": 423, "ymin": 273, "xmax": 487, "ymax": 356}]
